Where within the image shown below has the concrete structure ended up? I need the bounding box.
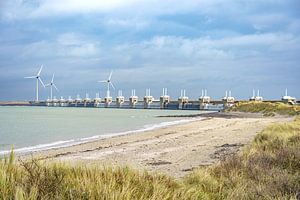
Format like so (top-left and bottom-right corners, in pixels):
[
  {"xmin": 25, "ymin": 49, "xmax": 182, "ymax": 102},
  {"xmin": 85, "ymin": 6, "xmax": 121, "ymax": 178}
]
[
  {"xmin": 250, "ymin": 89, "xmax": 263, "ymax": 102},
  {"xmin": 75, "ymin": 94, "xmax": 82, "ymax": 107},
  {"xmin": 30, "ymin": 86, "xmax": 298, "ymax": 111},
  {"xmin": 93, "ymin": 93, "xmax": 101, "ymax": 107},
  {"xmin": 52, "ymin": 96, "xmax": 59, "ymax": 107},
  {"xmin": 129, "ymin": 89, "xmax": 138, "ymax": 108},
  {"xmin": 116, "ymin": 90, "xmax": 125, "ymax": 108},
  {"xmin": 104, "ymin": 96, "xmax": 112, "ymax": 107},
  {"xmin": 222, "ymin": 90, "xmax": 235, "ymax": 108},
  {"xmin": 83, "ymin": 93, "xmax": 91, "ymax": 107},
  {"xmin": 67, "ymin": 96, "xmax": 73, "ymax": 104},
  {"xmin": 282, "ymin": 89, "xmax": 296, "ymax": 105},
  {"xmin": 249, "ymin": 89, "xmax": 256, "ymax": 101},
  {"xmin": 46, "ymin": 97, "xmax": 52, "ymax": 106},
  {"xmin": 144, "ymin": 88, "xmax": 154, "ymax": 109},
  {"xmin": 59, "ymin": 96, "xmax": 67, "ymax": 107},
  {"xmin": 178, "ymin": 89, "xmax": 188, "ymax": 109},
  {"xmin": 199, "ymin": 89, "xmax": 210, "ymax": 109},
  {"xmin": 160, "ymin": 88, "xmax": 170, "ymax": 109}
]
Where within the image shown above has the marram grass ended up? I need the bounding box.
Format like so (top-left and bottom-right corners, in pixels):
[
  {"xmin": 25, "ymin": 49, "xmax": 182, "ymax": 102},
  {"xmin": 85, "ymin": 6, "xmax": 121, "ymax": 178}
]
[
  {"xmin": 1, "ymin": 116, "xmax": 299, "ymax": 199},
  {"xmin": 227, "ymin": 101, "xmax": 300, "ymax": 116},
  {"xmin": 184, "ymin": 116, "xmax": 300, "ymax": 200},
  {"xmin": 0, "ymin": 158, "xmax": 195, "ymax": 200}
]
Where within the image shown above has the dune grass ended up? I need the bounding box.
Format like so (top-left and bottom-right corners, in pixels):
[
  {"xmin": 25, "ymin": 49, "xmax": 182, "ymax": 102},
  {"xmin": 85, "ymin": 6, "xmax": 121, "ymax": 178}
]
[
  {"xmin": 227, "ymin": 101, "xmax": 300, "ymax": 116},
  {"xmin": 1, "ymin": 115, "xmax": 299, "ymax": 199},
  {"xmin": 184, "ymin": 116, "xmax": 300, "ymax": 200},
  {"xmin": 0, "ymin": 156, "xmax": 192, "ymax": 200}
]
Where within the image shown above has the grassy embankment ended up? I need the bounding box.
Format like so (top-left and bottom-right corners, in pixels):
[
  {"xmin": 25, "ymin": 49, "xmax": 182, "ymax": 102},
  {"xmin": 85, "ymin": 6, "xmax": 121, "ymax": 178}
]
[
  {"xmin": 227, "ymin": 101, "xmax": 300, "ymax": 116},
  {"xmin": 1, "ymin": 102, "xmax": 299, "ymax": 199}
]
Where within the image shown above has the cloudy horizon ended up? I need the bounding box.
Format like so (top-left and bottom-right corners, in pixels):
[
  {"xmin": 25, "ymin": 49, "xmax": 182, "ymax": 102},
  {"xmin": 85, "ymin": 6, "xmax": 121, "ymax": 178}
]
[{"xmin": 0, "ymin": 0, "xmax": 299, "ymax": 101}]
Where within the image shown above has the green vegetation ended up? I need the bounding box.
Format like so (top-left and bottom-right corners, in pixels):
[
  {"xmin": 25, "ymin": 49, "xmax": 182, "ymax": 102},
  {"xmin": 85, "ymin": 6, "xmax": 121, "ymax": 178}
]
[
  {"xmin": 1, "ymin": 116, "xmax": 299, "ymax": 199},
  {"xmin": 227, "ymin": 101, "xmax": 300, "ymax": 116}
]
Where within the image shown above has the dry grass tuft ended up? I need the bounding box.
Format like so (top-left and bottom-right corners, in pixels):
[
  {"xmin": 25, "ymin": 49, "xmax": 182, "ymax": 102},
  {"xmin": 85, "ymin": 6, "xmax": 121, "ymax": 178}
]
[{"xmin": 1, "ymin": 154, "xmax": 193, "ymax": 200}]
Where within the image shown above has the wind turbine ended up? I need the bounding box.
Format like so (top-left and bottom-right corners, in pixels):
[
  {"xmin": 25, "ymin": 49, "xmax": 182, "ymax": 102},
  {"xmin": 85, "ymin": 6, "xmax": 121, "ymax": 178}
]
[
  {"xmin": 98, "ymin": 71, "xmax": 115, "ymax": 98},
  {"xmin": 45, "ymin": 73, "xmax": 59, "ymax": 101},
  {"xmin": 24, "ymin": 65, "xmax": 45, "ymax": 102}
]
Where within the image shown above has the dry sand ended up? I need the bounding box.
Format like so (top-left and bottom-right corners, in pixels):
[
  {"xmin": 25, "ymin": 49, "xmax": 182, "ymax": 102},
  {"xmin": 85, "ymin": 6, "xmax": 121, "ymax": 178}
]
[{"xmin": 26, "ymin": 112, "xmax": 292, "ymax": 178}]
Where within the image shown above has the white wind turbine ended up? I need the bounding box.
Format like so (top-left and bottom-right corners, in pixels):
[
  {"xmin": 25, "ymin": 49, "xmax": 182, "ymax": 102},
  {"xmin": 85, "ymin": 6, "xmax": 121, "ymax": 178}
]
[
  {"xmin": 98, "ymin": 71, "xmax": 115, "ymax": 98},
  {"xmin": 45, "ymin": 74, "xmax": 59, "ymax": 101},
  {"xmin": 24, "ymin": 65, "xmax": 45, "ymax": 101}
]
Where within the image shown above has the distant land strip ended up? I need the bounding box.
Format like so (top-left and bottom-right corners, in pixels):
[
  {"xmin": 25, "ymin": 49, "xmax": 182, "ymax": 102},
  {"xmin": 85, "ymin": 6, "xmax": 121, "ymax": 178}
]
[{"xmin": 0, "ymin": 102, "xmax": 30, "ymax": 106}]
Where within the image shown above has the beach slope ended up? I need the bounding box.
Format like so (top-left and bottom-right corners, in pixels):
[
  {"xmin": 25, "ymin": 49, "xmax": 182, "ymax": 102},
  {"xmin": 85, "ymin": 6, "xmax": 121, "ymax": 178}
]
[{"xmin": 30, "ymin": 113, "xmax": 292, "ymax": 178}]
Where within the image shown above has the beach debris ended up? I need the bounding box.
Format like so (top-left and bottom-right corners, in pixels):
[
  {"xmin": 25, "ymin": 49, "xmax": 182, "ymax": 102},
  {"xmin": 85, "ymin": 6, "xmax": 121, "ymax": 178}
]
[{"xmin": 147, "ymin": 160, "xmax": 172, "ymax": 166}]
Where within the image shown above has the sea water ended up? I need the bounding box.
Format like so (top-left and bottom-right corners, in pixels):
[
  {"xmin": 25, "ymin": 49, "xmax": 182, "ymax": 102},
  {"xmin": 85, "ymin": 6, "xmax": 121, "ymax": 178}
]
[{"xmin": 0, "ymin": 106, "xmax": 208, "ymax": 154}]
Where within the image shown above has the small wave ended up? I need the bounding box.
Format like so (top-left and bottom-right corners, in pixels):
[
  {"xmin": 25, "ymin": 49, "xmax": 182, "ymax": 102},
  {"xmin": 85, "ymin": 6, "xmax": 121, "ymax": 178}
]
[{"xmin": 0, "ymin": 117, "xmax": 204, "ymax": 156}]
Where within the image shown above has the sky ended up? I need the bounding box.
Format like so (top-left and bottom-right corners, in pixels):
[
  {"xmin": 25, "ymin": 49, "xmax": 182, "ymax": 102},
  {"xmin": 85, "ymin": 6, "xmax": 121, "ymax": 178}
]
[{"xmin": 0, "ymin": 0, "xmax": 299, "ymax": 101}]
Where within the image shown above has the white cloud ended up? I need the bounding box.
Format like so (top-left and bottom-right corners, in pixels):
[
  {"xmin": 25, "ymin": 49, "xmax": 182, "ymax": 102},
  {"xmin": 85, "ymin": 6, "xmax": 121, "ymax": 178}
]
[
  {"xmin": 135, "ymin": 33, "xmax": 299, "ymax": 61},
  {"xmin": 1, "ymin": 0, "xmax": 285, "ymax": 20},
  {"xmin": 57, "ymin": 33, "xmax": 83, "ymax": 46},
  {"xmin": 8, "ymin": 29, "xmax": 299, "ymax": 70},
  {"xmin": 20, "ymin": 33, "xmax": 100, "ymax": 59},
  {"xmin": 103, "ymin": 18, "xmax": 148, "ymax": 30},
  {"xmin": 29, "ymin": 0, "xmax": 139, "ymax": 17}
]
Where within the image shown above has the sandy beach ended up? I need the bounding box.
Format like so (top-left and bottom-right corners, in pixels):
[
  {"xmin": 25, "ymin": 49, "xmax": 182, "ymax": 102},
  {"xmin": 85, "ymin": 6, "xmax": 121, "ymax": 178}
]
[{"xmin": 25, "ymin": 112, "xmax": 292, "ymax": 178}]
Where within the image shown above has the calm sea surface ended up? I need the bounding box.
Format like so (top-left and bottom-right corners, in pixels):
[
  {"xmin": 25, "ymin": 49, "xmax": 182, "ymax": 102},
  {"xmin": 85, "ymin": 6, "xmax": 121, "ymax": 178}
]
[{"xmin": 0, "ymin": 106, "xmax": 207, "ymax": 154}]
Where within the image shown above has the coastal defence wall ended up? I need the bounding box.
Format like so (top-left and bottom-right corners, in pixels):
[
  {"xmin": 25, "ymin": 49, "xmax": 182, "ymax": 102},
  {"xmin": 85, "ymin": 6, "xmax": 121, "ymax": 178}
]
[
  {"xmin": 26, "ymin": 100, "xmax": 224, "ymax": 111},
  {"xmin": 1, "ymin": 99, "xmax": 298, "ymax": 111}
]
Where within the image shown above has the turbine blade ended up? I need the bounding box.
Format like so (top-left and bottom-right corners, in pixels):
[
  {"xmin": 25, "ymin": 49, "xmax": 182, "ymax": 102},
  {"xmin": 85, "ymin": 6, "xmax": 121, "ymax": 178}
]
[
  {"xmin": 53, "ymin": 84, "xmax": 59, "ymax": 92},
  {"xmin": 45, "ymin": 83, "xmax": 50, "ymax": 87},
  {"xmin": 51, "ymin": 73, "xmax": 55, "ymax": 83},
  {"xmin": 37, "ymin": 65, "xmax": 43, "ymax": 76},
  {"xmin": 24, "ymin": 76, "xmax": 36, "ymax": 79},
  {"xmin": 97, "ymin": 80, "xmax": 107, "ymax": 83},
  {"xmin": 108, "ymin": 70, "xmax": 113, "ymax": 80},
  {"xmin": 38, "ymin": 77, "xmax": 45, "ymax": 87},
  {"xmin": 110, "ymin": 82, "xmax": 115, "ymax": 90}
]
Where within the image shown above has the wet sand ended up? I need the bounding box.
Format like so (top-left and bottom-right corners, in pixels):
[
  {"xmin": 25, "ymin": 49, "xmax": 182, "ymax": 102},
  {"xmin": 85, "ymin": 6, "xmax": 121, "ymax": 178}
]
[{"xmin": 25, "ymin": 112, "xmax": 292, "ymax": 178}]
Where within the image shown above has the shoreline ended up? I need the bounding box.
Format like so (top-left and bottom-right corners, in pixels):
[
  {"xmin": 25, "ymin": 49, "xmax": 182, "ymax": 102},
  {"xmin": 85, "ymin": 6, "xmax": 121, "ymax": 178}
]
[
  {"xmin": 0, "ymin": 111, "xmax": 247, "ymax": 156},
  {"xmin": 19, "ymin": 112, "xmax": 293, "ymax": 178},
  {"xmin": 0, "ymin": 115, "xmax": 205, "ymax": 156}
]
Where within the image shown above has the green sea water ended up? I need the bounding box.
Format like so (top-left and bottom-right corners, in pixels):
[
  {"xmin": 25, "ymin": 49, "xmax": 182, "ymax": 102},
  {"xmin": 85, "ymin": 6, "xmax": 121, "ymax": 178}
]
[{"xmin": 0, "ymin": 106, "xmax": 207, "ymax": 154}]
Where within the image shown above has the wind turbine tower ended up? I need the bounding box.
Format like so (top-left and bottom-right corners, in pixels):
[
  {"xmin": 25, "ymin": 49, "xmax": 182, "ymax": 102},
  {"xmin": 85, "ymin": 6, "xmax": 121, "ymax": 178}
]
[
  {"xmin": 24, "ymin": 65, "xmax": 45, "ymax": 102},
  {"xmin": 98, "ymin": 71, "xmax": 115, "ymax": 107},
  {"xmin": 45, "ymin": 73, "xmax": 59, "ymax": 101}
]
